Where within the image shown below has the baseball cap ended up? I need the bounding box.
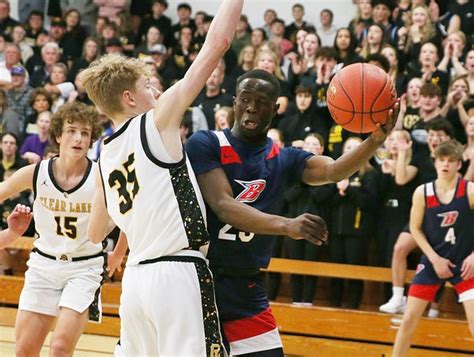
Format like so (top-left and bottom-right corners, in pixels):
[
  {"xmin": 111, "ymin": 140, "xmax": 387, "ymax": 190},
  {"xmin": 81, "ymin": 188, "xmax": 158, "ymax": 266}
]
[
  {"xmin": 50, "ymin": 18, "xmax": 66, "ymax": 27},
  {"xmin": 105, "ymin": 38, "xmax": 123, "ymax": 47},
  {"xmin": 148, "ymin": 44, "xmax": 167, "ymax": 55},
  {"xmin": 10, "ymin": 66, "xmax": 25, "ymax": 76}
]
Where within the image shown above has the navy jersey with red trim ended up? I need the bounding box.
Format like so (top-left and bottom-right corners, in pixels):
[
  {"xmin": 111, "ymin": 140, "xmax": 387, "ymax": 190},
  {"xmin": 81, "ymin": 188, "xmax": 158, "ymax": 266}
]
[
  {"xmin": 422, "ymin": 178, "xmax": 474, "ymax": 264},
  {"xmin": 186, "ymin": 129, "xmax": 312, "ymax": 269}
]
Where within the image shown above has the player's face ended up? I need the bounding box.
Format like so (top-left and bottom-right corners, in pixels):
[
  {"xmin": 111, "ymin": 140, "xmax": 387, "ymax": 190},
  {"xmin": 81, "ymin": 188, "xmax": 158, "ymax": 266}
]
[
  {"xmin": 234, "ymin": 78, "xmax": 278, "ymax": 139},
  {"xmin": 434, "ymin": 156, "xmax": 461, "ymax": 178},
  {"xmin": 132, "ymin": 76, "xmax": 161, "ymax": 113},
  {"xmin": 57, "ymin": 121, "xmax": 92, "ymax": 158}
]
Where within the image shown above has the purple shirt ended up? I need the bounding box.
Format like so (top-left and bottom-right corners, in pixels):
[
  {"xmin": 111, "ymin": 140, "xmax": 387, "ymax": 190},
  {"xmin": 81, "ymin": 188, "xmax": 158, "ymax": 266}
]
[{"xmin": 19, "ymin": 135, "xmax": 49, "ymax": 158}]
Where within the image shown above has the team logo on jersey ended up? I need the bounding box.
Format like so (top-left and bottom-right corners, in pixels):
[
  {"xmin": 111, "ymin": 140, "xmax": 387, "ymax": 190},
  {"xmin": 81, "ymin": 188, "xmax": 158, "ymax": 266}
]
[
  {"xmin": 415, "ymin": 263, "xmax": 425, "ymax": 275},
  {"xmin": 437, "ymin": 211, "xmax": 459, "ymax": 227},
  {"xmin": 235, "ymin": 179, "xmax": 266, "ymax": 203}
]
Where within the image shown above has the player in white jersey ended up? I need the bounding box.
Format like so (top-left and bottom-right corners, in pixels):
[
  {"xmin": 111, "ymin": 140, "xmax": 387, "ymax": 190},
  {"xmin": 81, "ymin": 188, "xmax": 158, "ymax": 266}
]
[
  {"xmin": 0, "ymin": 102, "xmax": 108, "ymax": 356},
  {"xmin": 81, "ymin": 1, "xmax": 244, "ymax": 355}
]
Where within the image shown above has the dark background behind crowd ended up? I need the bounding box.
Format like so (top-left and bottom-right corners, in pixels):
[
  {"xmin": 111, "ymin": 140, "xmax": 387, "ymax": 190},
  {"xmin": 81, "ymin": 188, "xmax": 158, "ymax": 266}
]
[{"xmin": 0, "ymin": 0, "xmax": 473, "ymax": 310}]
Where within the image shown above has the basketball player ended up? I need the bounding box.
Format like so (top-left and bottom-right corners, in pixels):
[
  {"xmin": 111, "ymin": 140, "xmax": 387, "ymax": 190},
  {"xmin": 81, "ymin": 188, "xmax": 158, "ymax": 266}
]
[
  {"xmin": 0, "ymin": 102, "xmax": 106, "ymax": 356},
  {"xmin": 393, "ymin": 140, "xmax": 474, "ymax": 357},
  {"xmin": 185, "ymin": 69, "xmax": 399, "ymax": 356},
  {"xmin": 81, "ymin": 1, "xmax": 244, "ymax": 355},
  {"xmin": 0, "ymin": 204, "xmax": 32, "ymax": 248}
]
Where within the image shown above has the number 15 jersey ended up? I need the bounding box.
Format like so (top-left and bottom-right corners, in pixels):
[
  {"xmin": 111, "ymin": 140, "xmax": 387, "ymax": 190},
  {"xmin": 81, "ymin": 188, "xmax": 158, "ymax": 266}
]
[
  {"xmin": 186, "ymin": 129, "xmax": 312, "ymax": 270},
  {"xmin": 99, "ymin": 111, "xmax": 209, "ymax": 266}
]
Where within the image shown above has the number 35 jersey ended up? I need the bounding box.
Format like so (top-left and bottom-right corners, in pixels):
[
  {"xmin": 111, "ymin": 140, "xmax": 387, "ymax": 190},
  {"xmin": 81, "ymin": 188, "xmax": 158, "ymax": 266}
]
[
  {"xmin": 186, "ymin": 129, "xmax": 312, "ymax": 269},
  {"xmin": 99, "ymin": 111, "xmax": 209, "ymax": 266},
  {"xmin": 33, "ymin": 157, "xmax": 103, "ymax": 256},
  {"xmin": 423, "ymin": 178, "xmax": 474, "ymax": 264}
]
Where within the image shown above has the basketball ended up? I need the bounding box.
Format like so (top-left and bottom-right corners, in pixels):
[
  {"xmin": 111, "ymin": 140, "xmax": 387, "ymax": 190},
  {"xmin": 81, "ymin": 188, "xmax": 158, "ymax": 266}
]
[{"xmin": 327, "ymin": 63, "xmax": 397, "ymax": 134}]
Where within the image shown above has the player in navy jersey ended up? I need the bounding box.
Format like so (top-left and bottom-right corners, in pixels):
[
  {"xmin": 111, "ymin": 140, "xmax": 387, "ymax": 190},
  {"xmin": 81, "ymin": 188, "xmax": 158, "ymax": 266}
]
[
  {"xmin": 393, "ymin": 140, "xmax": 474, "ymax": 357},
  {"xmin": 186, "ymin": 69, "xmax": 399, "ymax": 356}
]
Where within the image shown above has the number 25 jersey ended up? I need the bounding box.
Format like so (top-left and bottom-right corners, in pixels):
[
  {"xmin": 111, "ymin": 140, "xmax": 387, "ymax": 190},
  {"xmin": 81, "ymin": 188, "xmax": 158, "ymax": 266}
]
[{"xmin": 186, "ymin": 129, "xmax": 312, "ymax": 269}]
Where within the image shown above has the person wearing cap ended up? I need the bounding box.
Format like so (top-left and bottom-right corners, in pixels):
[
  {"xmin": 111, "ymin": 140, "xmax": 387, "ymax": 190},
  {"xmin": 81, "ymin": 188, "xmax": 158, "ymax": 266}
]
[
  {"xmin": 171, "ymin": 3, "xmax": 196, "ymax": 45},
  {"xmin": 104, "ymin": 37, "xmax": 124, "ymax": 55},
  {"xmin": 48, "ymin": 17, "xmax": 67, "ymax": 48},
  {"xmin": 145, "ymin": 43, "xmax": 179, "ymax": 88},
  {"xmin": 5, "ymin": 65, "xmax": 33, "ymax": 138},
  {"xmin": 138, "ymin": 0, "xmax": 173, "ymax": 48},
  {"xmin": 365, "ymin": 0, "xmax": 399, "ymax": 47}
]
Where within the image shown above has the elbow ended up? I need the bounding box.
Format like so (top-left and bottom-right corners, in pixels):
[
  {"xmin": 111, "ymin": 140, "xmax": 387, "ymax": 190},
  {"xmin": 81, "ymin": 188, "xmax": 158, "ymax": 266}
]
[
  {"xmin": 88, "ymin": 230, "xmax": 104, "ymax": 244},
  {"xmin": 207, "ymin": 33, "xmax": 232, "ymax": 55}
]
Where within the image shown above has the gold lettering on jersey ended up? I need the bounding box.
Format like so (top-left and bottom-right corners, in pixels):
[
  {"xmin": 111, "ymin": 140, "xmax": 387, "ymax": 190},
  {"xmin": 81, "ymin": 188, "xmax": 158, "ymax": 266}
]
[{"xmin": 38, "ymin": 197, "xmax": 91, "ymax": 213}]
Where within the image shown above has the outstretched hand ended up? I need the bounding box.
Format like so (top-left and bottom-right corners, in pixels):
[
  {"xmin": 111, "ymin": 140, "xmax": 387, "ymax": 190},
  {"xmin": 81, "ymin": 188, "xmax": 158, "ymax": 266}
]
[
  {"xmin": 370, "ymin": 100, "xmax": 400, "ymax": 144},
  {"xmin": 7, "ymin": 204, "xmax": 32, "ymax": 237},
  {"xmin": 286, "ymin": 213, "xmax": 328, "ymax": 246}
]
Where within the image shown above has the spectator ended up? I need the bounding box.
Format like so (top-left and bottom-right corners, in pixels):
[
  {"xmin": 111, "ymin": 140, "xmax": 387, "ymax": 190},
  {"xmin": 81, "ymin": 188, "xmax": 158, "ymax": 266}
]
[
  {"xmin": 317, "ymin": 9, "xmax": 338, "ymax": 46},
  {"xmin": 369, "ymin": 0, "xmax": 398, "ymax": 46},
  {"xmin": 172, "ymin": 26, "xmax": 195, "ymax": 78},
  {"xmin": 171, "ymin": 3, "xmax": 195, "ymax": 44},
  {"xmin": 288, "ymin": 32, "xmax": 321, "ymax": 88},
  {"xmin": 407, "ymin": 41, "xmax": 449, "ymax": 95},
  {"xmin": 381, "ymin": 45, "xmax": 408, "ymax": 95},
  {"xmin": 329, "ymin": 137, "xmax": 378, "ymax": 308},
  {"xmin": 143, "ymin": 43, "xmax": 178, "ymax": 88},
  {"xmin": 214, "ymin": 106, "xmax": 233, "ymax": 131},
  {"xmin": 61, "ymin": 9, "xmax": 88, "ymax": 63},
  {"xmin": 19, "ymin": 110, "xmax": 51, "ymax": 163},
  {"xmin": 134, "ymin": 25, "xmax": 162, "ymax": 58},
  {"xmin": 93, "ymin": 15, "xmax": 108, "ymax": 38},
  {"xmin": 60, "ymin": 0, "xmax": 98, "ymax": 36},
  {"xmin": 434, "ymin": 31, "xmax": 466, "ymax": 80},
  {"xmin": 334, "ymin": 27, "xmax": 363, "ymax": 67},
  {"xmin": 23, "ymin": 10, "xmax": 47, "ymax": 46},
  {"xmin": 11, "ymin": 24, "xmax": 34, "ymax": 64},
  {"xmin": 285, "ymin": 3, "xmax": 308, "ymax": 45},
  {"xmin": 192, "ymin": 10, "xmax": 207, "ymax": 45},
  {"xmin": 359, "ymin": 23, "xmax": 387, "ymax": 58},
  {"xmin": 98, "ymin": 21, "xmax": 119, "ymax": 51},
  {"xmin": 0, "ymin": 0, "xmax": 19, "ymax": 36},
  {"xmin": 138, "ymin": 0, "xmax": 173, "ymax": 48},
  {"xmin": 69, "ymin": 37, "xmax": 101, "ymax": 81},
  {"xmin": 286, "ymin": 133, "xmax": 332, "ymax": 305},
  {"xmin": 0, "ymin": 33, "xmax": 6, "ymax": 62},
  {"xmin": 0, "ymin": 88, "xmax": 21, "ymax": 138},
  {"xmin": 67, "ymin": 69, "xmax": 92, "ymax": 105},
  {"xmin": 129, "ymin": 0, "xmax": 152, "ymax": 37},
  {"xmin": 464, "ymin": 50, "xmax": 474, "ymax": 96},
  {"xmin": 115, "ymin": 10, "xmax": 137, "ymax": 56},
  {"xmin": 48, "ymin": 17, "xmax": 67, "ymax": 47},
  {"xmin": 18, "ymin": 0, "xmax": 46, "ymax": 24},
  {"xmin": 0, "ymin": 43, "xmax": 22, "ymax": 89},
  {"xmin": 231, "ymin": 15, "xmax": 251, "ymax": 61},
  {"xmin": 448, "ymin": 0, "xmax": 474, "ymax": 49},
  {"xmin": 251, "ymin": 27, "xmax": 267, "ymax": 51},
  {"xmin": 5, "ymin": 65, "xmax": 33, "ymax": 138},
  {"xmin": 43, "ymin": 62, "xmax": 75, "ymax": 112},
  {"xmin": 440, "ymin": 75, "xmax": 470, "ymax": 143},
  {"xmin": 464, "ymin": 116, "xmax": 474, "ymax": 182},
  {"xmin": 228, "ymin": 44, "xmax": 255, "ymax": 89},
  {"xmin": 270, "ymin": 18, "xmax": 293, "ymax": 57},
  {"xmin": 93, "ymin": 0, "xmax": 127, "ymax": 26},
  {"xmin": 103, "ymin": 37, "xmax": 124, "ymax": 55},
  {"xmin": 28, "ymin": 41, "xmax": 61, "ymax": 88},
  {"xmin": 24, "ymin": 87, "xmax": 52, "ymax": 135},
  {"xmin": 262, "ymin": 8, "xmax": 277, "ymax": 39},
  {"xmin": 348, "ymin": 0, "xmax": 373, "ymax": 45},
  {"xmin": 395, "ymin": 77, "xmax": 423, "ymax": 132},
  {"xmin": 193, "ymin": 60, "xmax": 232, "ymax": 129}
]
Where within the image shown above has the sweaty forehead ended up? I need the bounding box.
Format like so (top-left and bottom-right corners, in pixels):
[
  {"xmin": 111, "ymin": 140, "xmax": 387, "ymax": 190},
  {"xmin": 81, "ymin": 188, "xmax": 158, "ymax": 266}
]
[{"xmin": 237, "ymin": 78, "xmax": 275, "ymax": 97}]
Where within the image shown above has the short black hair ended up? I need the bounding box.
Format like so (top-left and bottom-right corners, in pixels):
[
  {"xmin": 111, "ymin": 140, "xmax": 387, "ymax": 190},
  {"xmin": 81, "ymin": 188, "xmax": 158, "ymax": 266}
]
[
  {"xmin": 365, "ymin": 53, "xmax": 390, "ymax": 73},
  {"xmin": 425, "ymin": 118, "xmax": 454, "ymax": 138},
  {"xmin": 177, "ymin": 3, "xmax": 191, "ymax": 11},
  {"xmin": 236, "ymin": 69, "xmax": 281, "ymax": 100}
]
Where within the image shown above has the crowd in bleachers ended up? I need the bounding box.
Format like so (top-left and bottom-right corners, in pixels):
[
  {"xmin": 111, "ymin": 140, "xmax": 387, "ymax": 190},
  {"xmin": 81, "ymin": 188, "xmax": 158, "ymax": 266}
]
[{"xmin": 0, "ymin": 0, "xmax": 473, "ymax": 312}]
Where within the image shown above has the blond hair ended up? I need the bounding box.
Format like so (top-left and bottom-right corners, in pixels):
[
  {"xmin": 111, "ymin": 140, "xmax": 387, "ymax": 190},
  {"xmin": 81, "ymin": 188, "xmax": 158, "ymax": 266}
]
[
  {"xmin": 254, "ymin": 49, "xmax": 284, "ymax": 80},
  {"xmin": 81, "ymin": 54, "xmax": 150, "ymax": 118}
]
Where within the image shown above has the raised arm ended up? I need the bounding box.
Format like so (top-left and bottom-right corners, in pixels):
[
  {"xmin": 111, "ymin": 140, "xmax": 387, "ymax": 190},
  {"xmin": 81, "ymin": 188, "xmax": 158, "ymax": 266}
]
[
  {"xmin": 153, "ymin": 0, "xmax": 244, "ymax": 130},
  {"xmin": 303, "ymin": 103, "xmax": 399, "ymax": 185},
  {"xmin": 88, "ymin": 165, "xmax": 114, "ymax": 244},
  {"xmin": 197, "ymin": 167, "xmax": 327, "ymax": 245}
]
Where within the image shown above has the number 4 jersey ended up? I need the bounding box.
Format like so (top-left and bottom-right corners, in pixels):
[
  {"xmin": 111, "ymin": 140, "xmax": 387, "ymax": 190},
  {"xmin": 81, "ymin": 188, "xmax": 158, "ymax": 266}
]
[
  {"xmin": 186, "ymin": 129, "xmax": 312, "ymax": 269},
  {"xmin": 33, "ymin": 157, "xmax": 103, "ymax": 256},
  {"xmin": 423, "ymin": 178, "xmax": 474, "ymax": 264}
]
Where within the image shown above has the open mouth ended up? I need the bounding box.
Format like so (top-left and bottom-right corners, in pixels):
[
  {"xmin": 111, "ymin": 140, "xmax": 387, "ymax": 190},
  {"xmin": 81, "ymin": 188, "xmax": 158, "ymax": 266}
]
[{"xmin": 243, "ymin": 120, "xmax": 258, "ymax": 129}]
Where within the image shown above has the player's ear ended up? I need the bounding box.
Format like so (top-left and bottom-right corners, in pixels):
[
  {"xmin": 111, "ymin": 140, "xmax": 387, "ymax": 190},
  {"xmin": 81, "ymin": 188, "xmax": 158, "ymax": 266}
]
[
  {"xmin": 273, "ymin": 102, "xmax": 280, "ymax": 116},
  {"xmin": 122, "ymin": 90, "xmax": 135, "ymax": 107}
]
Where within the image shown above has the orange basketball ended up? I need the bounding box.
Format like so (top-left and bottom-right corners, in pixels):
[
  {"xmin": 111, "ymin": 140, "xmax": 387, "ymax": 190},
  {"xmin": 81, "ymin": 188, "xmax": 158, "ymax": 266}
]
[{"xmin": 327, "ymin": 63, "xmax": 397, "ymax": 134}]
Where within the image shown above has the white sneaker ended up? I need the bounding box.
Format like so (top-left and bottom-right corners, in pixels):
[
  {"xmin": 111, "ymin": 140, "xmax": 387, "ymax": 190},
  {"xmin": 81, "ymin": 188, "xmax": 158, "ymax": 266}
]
[{"xmin": 379, "ymin": 296, "xmax": 406, "ymax": 314}]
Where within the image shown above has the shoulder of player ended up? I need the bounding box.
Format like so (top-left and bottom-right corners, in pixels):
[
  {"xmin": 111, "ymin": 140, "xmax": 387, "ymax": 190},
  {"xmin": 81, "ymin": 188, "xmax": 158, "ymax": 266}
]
[
  {"xmin": 413, "ymin": 184, "xmax": 425, "ymax": 202},
  {"xmin": 186, "ymin": 130, "xmax": 219, "ymax": 147},
  {"xmin": 467, "ymin": 181, "xmax": 474, "ymax": 208}
]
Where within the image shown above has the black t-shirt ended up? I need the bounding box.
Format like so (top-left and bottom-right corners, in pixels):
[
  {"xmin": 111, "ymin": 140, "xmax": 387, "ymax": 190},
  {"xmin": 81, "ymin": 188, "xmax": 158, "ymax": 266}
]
[
  {"xmin": 193, "ymin": 90, "xmax": 233, "ymax": 130},
  {"xmin": 451, "ymin": 1, "xmax": 474, "ymax": 47},
  {"xmin": 401, "ymin": 106, "xmax": 421, "ymax": 133}
]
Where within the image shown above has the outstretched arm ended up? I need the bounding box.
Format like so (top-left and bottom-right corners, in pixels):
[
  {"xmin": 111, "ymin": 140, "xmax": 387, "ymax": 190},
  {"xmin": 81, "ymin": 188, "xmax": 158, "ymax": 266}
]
[
  {"xmin": 0, "ymin": 204, "xmax": 33, "ymax": 249},
  {"xmin": 197, "ymin": 167, "xmax": 328, "ymax": 245},
  {"xmin": 153, "ymin": 0, "xmax": 244, "ymax": 131},
  {"xmin": 303, "ymin": 102, "xmax": 399, "ymax": 185}
]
